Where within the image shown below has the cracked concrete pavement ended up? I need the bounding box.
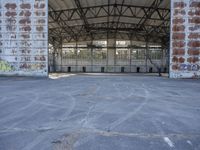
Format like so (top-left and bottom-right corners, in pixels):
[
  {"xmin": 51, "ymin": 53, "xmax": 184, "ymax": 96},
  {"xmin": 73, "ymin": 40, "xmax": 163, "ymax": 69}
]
[{"xmin": 0, "ymin": 73, "xmax": 200, "ymax": 150}]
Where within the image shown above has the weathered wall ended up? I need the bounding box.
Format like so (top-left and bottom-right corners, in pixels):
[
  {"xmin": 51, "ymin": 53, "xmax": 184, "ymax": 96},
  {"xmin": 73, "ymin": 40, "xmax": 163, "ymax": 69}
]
[
  {"xmin": 170, "ymin": 0, "xmax": 200, "ymax": 78},
  {"xmin": 0, "ymin": 0, "xmax": 48, "ymax": 76}
]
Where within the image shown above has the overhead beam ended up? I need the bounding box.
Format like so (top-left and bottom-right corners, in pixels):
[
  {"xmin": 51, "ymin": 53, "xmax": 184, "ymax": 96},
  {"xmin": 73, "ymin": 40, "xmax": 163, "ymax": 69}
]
[
  {"xmin": 114, "ymin": 0, "xmax": 125, "ymax": 36},
  {"xmin": 137, "ymin": 0, "xmax": 164, "ymax": 29},
  {"xmin": 49, "ymin": 30, "xmax": 165, "ymax": 44},
  {"xmin": 48, "ymin": 4, "xmax": 170, "ymax": 24},
  {"xmin": 74, "ymin": 0, "xmax": 91, "ymax": 34},
  {"xmin": 49, "ymin": 22, "xmax": 169, "ymax": 37},
  {"xmin": 48, "ymin": 5, "xmax": 77, "ymax": 41},
  {"xmin": 48, "ymin": 2, "xmax": 170, "ymax": 45}
]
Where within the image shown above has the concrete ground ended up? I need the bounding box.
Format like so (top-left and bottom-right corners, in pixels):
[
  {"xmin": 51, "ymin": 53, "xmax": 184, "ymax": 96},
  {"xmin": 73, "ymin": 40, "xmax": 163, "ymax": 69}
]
[{"xmin": 0, "ymin": 73, "xmax": 200, "ymax": 150}]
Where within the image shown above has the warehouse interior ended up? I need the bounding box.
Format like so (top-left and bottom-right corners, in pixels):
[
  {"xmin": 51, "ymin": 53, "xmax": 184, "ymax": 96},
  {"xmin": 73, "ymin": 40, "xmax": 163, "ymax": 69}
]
[
  {"xmin": 2, "ymin": 1, "xmax": 200, "ymax": 150},
  {"xmin": 48, "ymin": 0, "xmax": 170, "ymax": 73}
]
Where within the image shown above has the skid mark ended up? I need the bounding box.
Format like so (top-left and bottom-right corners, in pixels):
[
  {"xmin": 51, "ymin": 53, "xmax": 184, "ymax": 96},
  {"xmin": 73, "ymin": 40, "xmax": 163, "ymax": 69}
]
[
  {"xmin": 80, "ymin": 105, "xmax": 96, "ymax": 128},
  {"xmin": 53, "ymin": 128, "xmax": 200, "ymax": 149},
  {"xmin": 164, "ymin": 137, "xmax": 175, "ymax": 148},
  {"xmin": 21, "ymin": 133, "xmax": 50, "ymax": 150},
  {"xmin": 0, "ymin": 93, "xmax": 39, "ymax": 124},
  {"xmin": 38, "ymin": 93, "xmax": 77, "ymax": 130},
  {"xmin": 106, "ymin": 83, "xmax": 150, "ymax": 130},
  {"xmin": 187, "ymin": 140, "xmax": 193, "ymax": 146}
]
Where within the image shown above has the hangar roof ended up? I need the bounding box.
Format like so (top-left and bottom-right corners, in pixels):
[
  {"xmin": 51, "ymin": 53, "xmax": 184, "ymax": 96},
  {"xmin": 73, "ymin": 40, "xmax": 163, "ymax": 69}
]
[{"xmin": 48, "ymin": 0, "xmax": 170, "ymax": 45}]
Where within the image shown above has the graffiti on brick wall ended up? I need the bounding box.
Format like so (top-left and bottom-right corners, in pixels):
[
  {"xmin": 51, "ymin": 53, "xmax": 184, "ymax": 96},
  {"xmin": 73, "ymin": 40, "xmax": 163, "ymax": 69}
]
[
  {"xmin": 170, "ymin": 0, "xmax": 200, "ymax": 78},
  {"xmin": 0, "ymin": 0, "xmax": 48, "ymax": 76},
  {"xmin": 0, "ymin": 60, "xmax": 13, "ymax": 71}
]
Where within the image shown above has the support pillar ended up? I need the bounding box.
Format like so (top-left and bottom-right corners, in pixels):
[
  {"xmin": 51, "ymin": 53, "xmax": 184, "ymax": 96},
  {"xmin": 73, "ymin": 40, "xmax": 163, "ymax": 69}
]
[
  {"xmin": 60, "ymin": 38, "xmax": 63, "ymax": 72},
  {"xmin": 129, "ymin": 40, "xmax": 133, "ymax": 72},
  {"xmin": 161, "ymin": 45, "xmax": 166, "ymax": 73},
  {"xmin": 52, "ymin": 50, "xmax": 56, "ymax": 73},
  {"xmin": 107, "ymin": 39, "xmax": 116, "ymax": 72},
  {"xmin": 75, "ymin": 40, "xmax": 78, "ymax": 72},
  {"xmin": 52, "ymin": 38, "xmax": 56, "ymax": 73},
  {"xmin": 54, "ymin": 39, "xmax": 63, "ymax": 72},
  {"xmin": 170, "ymin": 0, "xmax": 200, "ymax": 78},
  {"xmin": 0, "ymin": 0, "xmax": 48, "ymax": 76},
  {"xmin": 145, "ymin": 40, "xmax": 149, "ymax": 73},
  {"xmin": 91, "ymin": 40, "xmax": 93, "ymax": 72}
]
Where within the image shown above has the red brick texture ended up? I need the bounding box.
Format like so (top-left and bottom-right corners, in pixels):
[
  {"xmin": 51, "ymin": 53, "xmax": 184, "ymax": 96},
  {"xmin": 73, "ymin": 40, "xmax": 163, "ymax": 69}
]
[
  {"xmin": 188, "ymin": 33, "xmax": 200, "ymax": 39},
  {"xmin": 171, "ymin": 0, "xmax": 200, "ymax": 74},
  {"xmin": 187, "ymin": 57, "xmax": 199, "ymax": 63},
  {"xmin": 172, "ymin": 25, "xmax": 185, "ymax": 32},
  {"xmin": 174, "ymin": 2, "xmax": 187, "ymax": 8},
  {"xmin": 188, "ymin": 49, "xmax": 200, "ymax": 55},
  {"xmin": 173, "ymin": 49, "xmax": 185, "ymax": 55},
  {"xmin": 172, "ymin": 33, "xmax": 185, "ymax": 40}
]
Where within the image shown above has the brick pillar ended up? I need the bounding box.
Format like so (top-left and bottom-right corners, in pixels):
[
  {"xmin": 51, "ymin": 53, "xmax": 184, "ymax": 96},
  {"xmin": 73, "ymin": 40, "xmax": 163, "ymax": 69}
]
[
  {"xmin": 0, "ymin": 0, "xmax": 48, "ymax": 77},
  {"xmin": 170, "ymin": 0, "xmax": 200, "ymax": 78}
]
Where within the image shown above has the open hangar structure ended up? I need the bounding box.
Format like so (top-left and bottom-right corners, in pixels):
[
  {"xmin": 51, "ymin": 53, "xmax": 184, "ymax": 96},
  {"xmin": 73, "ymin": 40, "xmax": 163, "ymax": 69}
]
[
  {"xmin": 48, "ymin": 0, "xmax": 170, "ymax": 74},
  {"xmin": 0, "ymin": 0, "xmax": 200, "ymax": 78},
  {"xmin": 0, "ymin": 1, "xmax": 200, "ymax": 150}
]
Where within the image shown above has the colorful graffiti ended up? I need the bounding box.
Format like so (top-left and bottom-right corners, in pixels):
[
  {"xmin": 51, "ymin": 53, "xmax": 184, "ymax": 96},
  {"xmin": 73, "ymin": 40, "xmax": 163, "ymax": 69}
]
[{"xmin": 0, "ymin": 60, "xmax": 13, "ymax": 71}]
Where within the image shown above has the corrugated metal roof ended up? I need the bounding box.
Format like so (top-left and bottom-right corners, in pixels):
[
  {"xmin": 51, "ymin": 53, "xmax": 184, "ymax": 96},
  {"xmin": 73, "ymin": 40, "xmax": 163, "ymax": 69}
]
[
  {"xmin": 48, "ymin": 0, "xmax": 170, "ymax": 43},
  {"xmin": 49, "ymin": 0, "xmax": 170, "ymax": 10}
]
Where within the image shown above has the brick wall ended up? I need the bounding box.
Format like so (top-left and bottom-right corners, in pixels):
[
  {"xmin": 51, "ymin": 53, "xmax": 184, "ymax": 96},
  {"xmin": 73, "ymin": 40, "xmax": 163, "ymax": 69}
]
[
  {"xmin": 170, "ymin": 0, "xmax": 200, "ymax": 78},
  {"xmin": 0, "ymin": 0, "xmax": 48, "ymax": 76}
]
